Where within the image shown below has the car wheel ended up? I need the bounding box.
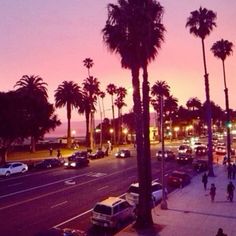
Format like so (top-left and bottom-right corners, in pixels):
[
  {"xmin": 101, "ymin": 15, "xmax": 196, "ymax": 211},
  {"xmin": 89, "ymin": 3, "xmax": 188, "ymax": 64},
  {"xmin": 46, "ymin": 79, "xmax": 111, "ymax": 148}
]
[
  {"xmin": 21, "ymin": 168, "xmax": 26, "ymax": 173},
  {"xmin": 5, "ymin": 171, "xmax": 10, "ymax": 177}
]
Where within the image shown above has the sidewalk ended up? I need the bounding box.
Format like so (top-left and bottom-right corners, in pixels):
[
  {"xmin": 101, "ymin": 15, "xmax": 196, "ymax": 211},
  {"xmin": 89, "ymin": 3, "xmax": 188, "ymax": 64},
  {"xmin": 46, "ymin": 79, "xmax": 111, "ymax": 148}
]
[{"xmin": 117, "ymin": 164, "xmax": 236, "ymax": 236}]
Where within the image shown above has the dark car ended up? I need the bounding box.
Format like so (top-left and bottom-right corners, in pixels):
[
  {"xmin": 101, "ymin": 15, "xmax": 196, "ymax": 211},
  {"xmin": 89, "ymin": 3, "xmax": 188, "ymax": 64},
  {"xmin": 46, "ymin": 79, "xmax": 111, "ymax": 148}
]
[
  {"xmin": 192, "ymin": 159, "xmax": 208, "ymax": 172},
  {"xmin": 178, "ymin": 145, "xmax": 192, "ymax": 155},
  {"xmin": 176, "ymin": 153, "xmax": 193, "ymax": 163},
  {"xmin": 167, "ymin": 170, "xmax": 191, "ymax": 188},
  {"xmin": 115, "ymin": 149, "xmax": 131, "ymax": 158},
  {"xmin": 156, "ymin": 150, "xmax": 175, "ymax": 161},
  {"xmin": 64, "ymin": 154, "xmax": 89, "ymax": 168},
  {"xmin": 195, "ymin": 145, "xmax": 208, "ymax": 156},
  {"xmin": 34, "ymin": 158, "xmax": 63, "ymax": 170},
  {"xmin": 88, "ymin": 149, "xmax": 105, "ymax": 159}
]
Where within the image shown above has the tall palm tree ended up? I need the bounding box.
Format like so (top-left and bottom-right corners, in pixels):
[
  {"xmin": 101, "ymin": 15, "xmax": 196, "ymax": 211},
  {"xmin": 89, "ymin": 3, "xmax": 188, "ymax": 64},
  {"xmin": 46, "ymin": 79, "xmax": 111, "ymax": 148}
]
[
  {"xmin": 98, "ymin": 91, "xmax": 106, "ymax": 147},
  {"xmin": 186, "ymin": 7, "xmax": 217, "ymax": 176},
  {"xmin": 106, "ymin": 83, "xmax": 117, "ymax": 144},
  {"xmin": 83, "ymin": 58, "xmax": 94, "ymax": 77},
  {"xmin": 15, "ymin": 75, "xmax": 48, "ymax": 152},
  {"xmin": 54, "ymin": 81, "xmax": 82, "ymax": 148},
  {"xmin": 211, "ymin": 39, "xmax": 234, "ymax": 161},
  {"xmin": 103, "ymin": 0, "xmax": 165, "ymax": 227},
  {"xmin": 83, "ymin": 76, "xmax": 100, "ymax": 150}
]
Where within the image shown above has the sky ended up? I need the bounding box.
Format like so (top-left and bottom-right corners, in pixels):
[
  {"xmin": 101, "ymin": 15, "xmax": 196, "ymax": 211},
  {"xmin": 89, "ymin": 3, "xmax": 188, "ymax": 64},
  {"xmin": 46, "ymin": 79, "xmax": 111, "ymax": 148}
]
[{"xmin": 0, "ymin": 0, "xmax": 236, "ymax": 126}]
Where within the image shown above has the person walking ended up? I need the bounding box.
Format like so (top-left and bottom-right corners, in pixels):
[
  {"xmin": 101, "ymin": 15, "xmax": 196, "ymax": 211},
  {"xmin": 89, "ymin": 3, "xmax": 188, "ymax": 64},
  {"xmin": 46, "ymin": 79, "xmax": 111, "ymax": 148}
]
[
  {"xmin": 227, "ymin": 163, "xmax": 232, "ymax": 179},
  {"xmin": 202, "ymin": 172, "xmax": 208, "ymax": 191},
  {"xmin": 216, "ymin": 228, "xmax": 227, "ymax": 236},
  {"xmin": 227, "ymin": 181, "xmax": 235, "ymax": 202},
  {"xmin": 57, "ymin": 149, "xmax": 62, "ymax": 158},
  {"xmin": 210, "ymin": 183, "xmax": 216, "ymax": 202}
]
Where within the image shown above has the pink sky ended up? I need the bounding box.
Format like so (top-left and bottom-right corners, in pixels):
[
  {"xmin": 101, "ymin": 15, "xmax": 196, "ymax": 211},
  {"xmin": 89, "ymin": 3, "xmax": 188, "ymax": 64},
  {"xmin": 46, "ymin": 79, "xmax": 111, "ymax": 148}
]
[{"xmin": 0, "ymin": 0, "xmax": 236, "ymax": 124}]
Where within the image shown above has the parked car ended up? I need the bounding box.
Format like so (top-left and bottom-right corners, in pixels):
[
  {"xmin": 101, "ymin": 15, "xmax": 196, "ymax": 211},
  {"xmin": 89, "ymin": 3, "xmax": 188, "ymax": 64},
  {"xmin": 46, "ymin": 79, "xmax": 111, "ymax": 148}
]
[
  {"xmin": 176, "ymin": 153, "xmax": 193, "ymax": 163},
  {"xmin": 64, "ymin": 152, "xmax": 89, "ymax": 168},
  {"xmin": 167, "ymin": 170, "xmax": 191, "ymax": 188},
  {"xmin": 0, "ymin": 162, "xmax": 28, "ymax": 177},
  {"xmin": 177, "ymin": 145, "xmax": 192, "ymax": 155},
  {"xmin": 156, "ymin": 150, "xmax": 175, "ymax": 161},
  {"xmin": 195, "ymin": 145, "xmax": 208, "ymax": 156},
  {"xmin": 192, "ymin": 159, "xmax": 208, "ymax": 172},
  {"xmin": 91, "ymin": 197, "xmax": 135, "ymax": 228},
  {"xmin": 37, "ymin": 227, "xmax": 86, "ymax": 236},
  {"xmin": 88, "ymin": 149, "xmax": 105, "ymax": 159},
  {"xmin": 215, "ymin": 145, "xmax": 235, "ymax": 155},
  {"xmin": 125, "ymin": 181, "xmax": 167, "ymax": 206},
  {"xmin": 34, "ymin": 158, "xmax": 63, "ymax": 170},
  {"xmin": 115, "ymin": 149, "xmax": 131, "ymax": 158}
]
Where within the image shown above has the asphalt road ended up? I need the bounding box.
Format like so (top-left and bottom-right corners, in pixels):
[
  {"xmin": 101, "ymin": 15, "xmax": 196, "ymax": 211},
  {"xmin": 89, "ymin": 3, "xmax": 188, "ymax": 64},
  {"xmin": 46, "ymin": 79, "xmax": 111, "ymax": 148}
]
[{"xmin": 0, "ymin": 143, "xmax": 197, "ymax": 236}]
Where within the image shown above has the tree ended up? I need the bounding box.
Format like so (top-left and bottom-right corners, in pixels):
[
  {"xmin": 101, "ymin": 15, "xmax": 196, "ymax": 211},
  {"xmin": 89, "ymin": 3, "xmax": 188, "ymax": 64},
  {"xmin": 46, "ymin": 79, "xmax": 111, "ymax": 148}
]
[
  {"xmin": 54, "ymin": 81, "xmax": 83, "ymax": 148},
  {"xmin": 186, "ymin": 97, "xmax": 201, "ymax": 111},
  {"xmin": 82, "ymin": 76, "xmax": 100, "ymax": 150},
  {"xmin": 103, "ymin": 0, "xmax": 165, "ymax": 228},
  {"xmin": 211, "ymin": 39, "xmax": 234, "ymax": 162},
  {"xmin": 106, "ymin": 83, "xmax": 117, "ymax": 144},
  {"xmin": 186, "ymin": 7, "xmax": 217, "ymax": 176},
  {"xmin": 83, "ymin": 58, "xmax": 94, "ymax": 77},
  {"xmin": 15, "ymin": 75, "xmax": 48, "ymax": 152}
]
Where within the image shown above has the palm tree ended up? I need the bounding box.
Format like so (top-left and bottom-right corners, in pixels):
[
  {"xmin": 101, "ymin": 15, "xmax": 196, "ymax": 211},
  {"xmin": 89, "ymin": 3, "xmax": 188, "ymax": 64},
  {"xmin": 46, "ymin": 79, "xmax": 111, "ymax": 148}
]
[
  {"xmin": 115, "ymin": 87, "xmax": 127, "ymax": 144},
  {"xmin": 83, "ymin": 58, "xmax": 94, "ymax": 77},
  {"xmin": 54, "ymin": 81, "xmax": 82, "ymax": 148},
  {"xmin": 211, "ymin": 39, "xmax": 234, "ymax": 162},
  {"xmin": 103, "ymin": 0, "xmax": 165, "ymax": 227},
  {"xmin": 106, "ymin": 83, "xmax": 117, "ymax": 144},
  {"xmin": 186, "ymin": 7, "xmax": 217, "ymax": 176},
  {"xmin": 15, "ymin": 75, "xmax": 48, "ymax": 152},
  {"xmin": 186, "ymin": 97, "xmax": 201, "ymax": 111},
  {"xmin": 98, "ymin": 91, "xmax": 106, "ymax": 147},
  {"xmin": 83, "ymin": 76, "xmax": 100, "ymax": 150}
]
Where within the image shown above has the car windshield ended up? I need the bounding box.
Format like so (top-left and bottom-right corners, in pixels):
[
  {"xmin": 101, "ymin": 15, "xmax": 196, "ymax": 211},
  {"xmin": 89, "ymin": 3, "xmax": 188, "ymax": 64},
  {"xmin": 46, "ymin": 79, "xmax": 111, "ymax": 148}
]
[
  {"xmin": 128, "ymin": 186, "xmax": 139, "ymax": 194},
  {"xmin": 94, "ymin": 205, "xmax": 111, "ymax": 215}
]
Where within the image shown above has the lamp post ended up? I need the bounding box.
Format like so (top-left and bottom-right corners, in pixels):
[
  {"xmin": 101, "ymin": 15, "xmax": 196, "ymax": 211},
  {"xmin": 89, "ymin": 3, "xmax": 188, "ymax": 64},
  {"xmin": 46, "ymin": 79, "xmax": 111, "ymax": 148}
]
[{"xmin": 160, "ymin": 95, "xmax": 167, "ymax": 209}]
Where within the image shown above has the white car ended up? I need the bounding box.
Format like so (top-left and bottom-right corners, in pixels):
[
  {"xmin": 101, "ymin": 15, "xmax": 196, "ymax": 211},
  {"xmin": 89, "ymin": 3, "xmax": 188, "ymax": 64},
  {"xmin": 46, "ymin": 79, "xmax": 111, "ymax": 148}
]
[
  {"xmin": 125, "ymin": 181, "xmax": 167, "ymax": 206},
  {"xmin": 0, "ymin": 162, "xmax": 28, "ymax": 177}
]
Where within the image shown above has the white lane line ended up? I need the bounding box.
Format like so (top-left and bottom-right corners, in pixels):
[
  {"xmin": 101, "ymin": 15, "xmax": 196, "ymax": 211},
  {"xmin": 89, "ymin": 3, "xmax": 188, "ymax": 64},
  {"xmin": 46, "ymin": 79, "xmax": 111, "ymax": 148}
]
[
  {"xmin": 0, "ymin": 167, "xmax": 135, "ymax": 211},
  {"xmin": 7, "ymin": 182, "xmax": 23, "ymax": 187},
  {"xmin": 0, "ymin": 173, "xmax": 87, "ymax": 199},
  {"xmin": 97, "ymin": 185, "xmax": 108, "ymax": 191},
  {"xmin": 51, "ymin": 201, "xmax": 68, "ymax": 209},
  {"xmin": 53, "ymin": 192, "xmax": 127, "ymax": 228},
  {"xmin": 53, "ymin": 209, "xmax": 92, "ymax": 228}
]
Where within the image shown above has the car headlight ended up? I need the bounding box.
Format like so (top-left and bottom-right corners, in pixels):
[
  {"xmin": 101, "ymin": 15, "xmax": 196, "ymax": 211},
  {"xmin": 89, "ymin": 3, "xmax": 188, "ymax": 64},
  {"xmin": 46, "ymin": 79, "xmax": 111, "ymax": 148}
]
[
  {"xmin": 121, "ymin": 153, "xmax": 125, "ymax": 157},
  {"xmin": 115, "ymin": 153, "xmax": 118, "ymax": 156},
  {"xmin": 64, "ymin": 162, "xmax": 69, "ymax": 166},
  {"xmin": 71, "ymin": 162, "xmax": 76, "ymax": 167},
  {"xmin": 185, "ymin": 158, "xmax": 188, "ymax": 160},
  {"xmin": 177, "ymin": 157, "xmax": 179, "ymax": 159}
]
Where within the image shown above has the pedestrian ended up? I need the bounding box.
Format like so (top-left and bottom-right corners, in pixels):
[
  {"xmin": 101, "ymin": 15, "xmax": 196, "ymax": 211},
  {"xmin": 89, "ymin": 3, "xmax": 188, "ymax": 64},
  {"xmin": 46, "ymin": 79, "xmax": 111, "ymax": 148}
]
[
  {"xmin": 227, "ymin": 181, "xmax": 235, "ymax": 202},
  {"xmin": 216, "ymin": 228, "xmax": 227, "ymax": 236},
  {"xmin": 202, "ymin": 172, "xmax": 208, "ymax": 191},
  {"xmin": 49, "ymin": 147, "xmax": 53, "ymax": 156},
  {"xmin": 232, "ymin": 163, "xmax": 236, "ymax": 180},
  {"xmin": 227, "ymin": 163, "xmax": 232, "ymax": 179},
  {"xmin": 210, "ymin": 183, "xmax": 216, "ymax": 202},
  {"xmin": 57, "ymin": 149, "xmax": 62, "ymax": 158}
]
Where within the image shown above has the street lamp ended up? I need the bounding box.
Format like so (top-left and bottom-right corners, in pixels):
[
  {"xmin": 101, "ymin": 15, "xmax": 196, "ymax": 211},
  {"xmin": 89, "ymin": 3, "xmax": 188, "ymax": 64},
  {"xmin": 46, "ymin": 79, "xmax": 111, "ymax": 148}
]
[
  {"xmin": 160, "ymin": 95, "xmax": 167, "ymax": 210},
  {"xmin": 174, "ymin": 126, "xmax": 180, "ymax": 139}
]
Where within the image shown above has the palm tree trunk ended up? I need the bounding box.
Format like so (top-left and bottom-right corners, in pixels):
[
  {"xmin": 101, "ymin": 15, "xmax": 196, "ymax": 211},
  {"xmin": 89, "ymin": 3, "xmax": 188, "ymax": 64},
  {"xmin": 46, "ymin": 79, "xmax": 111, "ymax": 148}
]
[
  {"xmin": 67, "ymin": 103, "xmax": 72, "ymax": 149},
  {"xmin": 30, "ymin": 136, "xmax": 36, "ymax": 153},
  {"xmin": 222, "ymin": 60, "xmax": 231, "ymax": 162},
  {"xmin": 85, "ymin": 111, "xmax": 90, "ymax": 147},
  {"xmin": 117, "ymin": 108, "xmax": 121, "ymax": 144},
  {"xmin": 201, "ymin": 38, "xmax": 214, "ymax": 176},
  {"xmin": 0, "ymin": 147, "xmax": 7, "ymax": 164},
  {"xmin": 90, "ymin": 110, "xmax": 94, "ymax": 150},
  {"xmin": 111, "ymin": 96, "xmax": 116, "ymax": 145},
  {"xmin": 141, "ymin": 64, "xmax": 153, "ymax": 225}
]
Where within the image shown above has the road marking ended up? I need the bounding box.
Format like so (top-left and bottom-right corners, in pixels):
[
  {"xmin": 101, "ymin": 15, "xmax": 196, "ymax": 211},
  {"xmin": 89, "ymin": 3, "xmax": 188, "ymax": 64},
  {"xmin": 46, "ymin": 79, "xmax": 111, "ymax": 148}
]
[
  {"xmin": 0, "ymin": 167, "xmax": 135, "ymax": 211},
  {"xmin": 53, "ymin": 209, "xmax": 93, "ymax": 228},
  {"xmin": 97, "ymin": 185, "xmax": 108, "ymax": 191},
  {"xmin": 51, "ymin": 201, "xmax": 68, "ymax": 209},
  {"xmin": 7, "ymin": 182, "xmax": 23, "ymax": 187},
  {"xmin": 0, "ymin": 173, "xmax": 87, "ymax": 199},
  {"xmin": 86, "ymin": 172, "xmax": 107, "ymax": 177},
  {"xmin": 53, "ymin": 192, "xmax": 127, "ymax": 228}
]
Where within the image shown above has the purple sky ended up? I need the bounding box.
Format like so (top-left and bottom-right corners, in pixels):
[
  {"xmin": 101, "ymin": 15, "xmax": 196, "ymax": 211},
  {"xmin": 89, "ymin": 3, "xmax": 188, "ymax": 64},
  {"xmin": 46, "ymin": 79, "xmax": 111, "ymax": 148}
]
[{"xmin": 0, "ymin": 0, "xmax": 236, "ymax": 125}]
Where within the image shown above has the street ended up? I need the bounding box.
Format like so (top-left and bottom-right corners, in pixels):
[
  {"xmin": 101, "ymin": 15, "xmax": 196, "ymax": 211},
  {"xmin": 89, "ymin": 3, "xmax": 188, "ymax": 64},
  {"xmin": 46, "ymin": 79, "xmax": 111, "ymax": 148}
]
[{"xmin": 0, "ymin": 143, "xmax": 196, "ymax": 236}]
